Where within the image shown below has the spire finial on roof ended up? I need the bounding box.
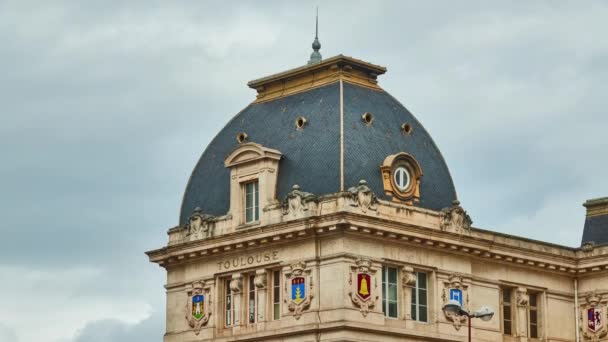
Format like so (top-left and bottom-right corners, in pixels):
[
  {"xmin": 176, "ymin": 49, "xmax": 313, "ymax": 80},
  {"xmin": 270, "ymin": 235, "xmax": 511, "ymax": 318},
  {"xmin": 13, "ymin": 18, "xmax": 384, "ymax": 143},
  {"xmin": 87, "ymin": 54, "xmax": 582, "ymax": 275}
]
[{"xmin": 308, "ymin": 7, "xmax": 322, "ymax": 65}]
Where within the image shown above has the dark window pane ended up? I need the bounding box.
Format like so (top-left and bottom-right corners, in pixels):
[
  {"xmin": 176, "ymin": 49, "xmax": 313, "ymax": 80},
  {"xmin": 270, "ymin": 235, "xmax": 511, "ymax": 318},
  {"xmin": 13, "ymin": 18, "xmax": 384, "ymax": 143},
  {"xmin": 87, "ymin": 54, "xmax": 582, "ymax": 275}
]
[
  {"xmin": 529, "ymin": 293, "xmax": 537, "ymax": 306},
  {"xmin": 388, "ymin": 268, "xmax": 397, "ymax": 283},
  {"xmin": 530, "ymin": 324, "xmax": 538, "ymax": 338},
  {"xmin": 418, "ymin": 273, "xmax": 427, "ymax": 289},
  {"xmin": 382, "ymin": 299, "xmax": 387, "ymax": 315},
  {"xmin": 503, "ymin": 288, "xmax": 511, "ymax": 303},
  {"xmin": 411, "ymin": 289, "xmax": 417, "ymax": 304},
  {"xmin": 418, "ymin": 289, "xmax": 427, "ymax": 305},
  {"xmin": 503, "ymin": 306, "xmax": 511, "ymax": 319},
  {"xmin": 382, "ymin": 267, "xmax": 386, "ymax": 282},
  {"xmin": 411, "ymin": 304, "xmax": 417, "ymax": 320},
  {"xmin": 388, "ymin": 302, "xmax": 397, "ymax": 318},
  {"xmin": 419, "ymin": 305, "xmax": 428, "ymax": 322},
  {"xmin": 504, "ymin": 321, "xmax": 511, "ymax": 335},
  {"xmin": 389, "ymin": 284, "xmax": 397, "ymax": 301},
  {"xmin": 274, "ymin": 271, "xmax": 279, "ymax": 285},
  {"xmin": 530, "ymin": 310, "xmax": 537, "ymax": 324}
]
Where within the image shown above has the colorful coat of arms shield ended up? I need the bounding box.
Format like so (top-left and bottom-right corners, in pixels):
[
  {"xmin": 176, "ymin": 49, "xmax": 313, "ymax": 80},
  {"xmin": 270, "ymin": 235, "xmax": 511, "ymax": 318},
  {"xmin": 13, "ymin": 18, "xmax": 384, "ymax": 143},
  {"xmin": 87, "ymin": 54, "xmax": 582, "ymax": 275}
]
[
  {"xmin": 357, "ymin": 273, "xmax": 371, "ymax": 300},
  {"xmin": 291, "ymin": 277, "xmax": 306, "ymax": 304},
  {"xmin": 191, "ymin": 294, "xmax": 205, "ymax": 320},
  {"xmin": 450, "ymin": 288, "xmax": 463, "ymax": 305},
  {"xmin": 588, "ymin": 307, "xmax": 603, "ymax": 333}
]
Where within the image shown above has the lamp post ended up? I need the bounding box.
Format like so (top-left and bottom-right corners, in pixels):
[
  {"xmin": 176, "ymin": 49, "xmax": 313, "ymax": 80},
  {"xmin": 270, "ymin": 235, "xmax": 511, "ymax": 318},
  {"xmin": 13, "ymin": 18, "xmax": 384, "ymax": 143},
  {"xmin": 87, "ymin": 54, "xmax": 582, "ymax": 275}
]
[{"xmin": 442, "ymin": 300, "xmax": 494, "ymax": 342}]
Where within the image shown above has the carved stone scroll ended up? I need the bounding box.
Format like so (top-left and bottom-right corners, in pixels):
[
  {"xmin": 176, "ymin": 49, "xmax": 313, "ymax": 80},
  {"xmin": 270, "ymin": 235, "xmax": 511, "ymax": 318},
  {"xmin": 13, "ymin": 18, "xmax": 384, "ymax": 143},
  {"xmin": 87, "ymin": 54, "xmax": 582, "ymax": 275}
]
[
  {"xmin": 347, "ymin": 180, "xmax": 377, "ymax": 213},
  {"xmin": 187, "ymin": 207, "xmax": 215, "ymax": 241},
  {"xmin": 283, "ymin": 185, "xmax": 317, "ymax": 219},
  {"xmin": 439, "ymin": 200, "xmax": 472, "ymax": 234}
]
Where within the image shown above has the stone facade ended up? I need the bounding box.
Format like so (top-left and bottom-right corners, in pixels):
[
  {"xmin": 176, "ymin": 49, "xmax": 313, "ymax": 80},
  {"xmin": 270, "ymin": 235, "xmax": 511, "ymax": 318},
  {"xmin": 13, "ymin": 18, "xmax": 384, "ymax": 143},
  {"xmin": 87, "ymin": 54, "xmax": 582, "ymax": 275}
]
[{"xmin": 147, "ymin": 55, "xmax": 608, "ymax": 341}]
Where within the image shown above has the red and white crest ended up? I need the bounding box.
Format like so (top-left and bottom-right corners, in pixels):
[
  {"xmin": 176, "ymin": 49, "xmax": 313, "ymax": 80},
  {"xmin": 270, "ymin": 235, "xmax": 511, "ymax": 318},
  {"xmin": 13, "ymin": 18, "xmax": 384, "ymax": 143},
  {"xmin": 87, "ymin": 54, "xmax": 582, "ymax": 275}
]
[{"xmin": 588, "ymin": 307, "xmax": 604, "ymax": 333}]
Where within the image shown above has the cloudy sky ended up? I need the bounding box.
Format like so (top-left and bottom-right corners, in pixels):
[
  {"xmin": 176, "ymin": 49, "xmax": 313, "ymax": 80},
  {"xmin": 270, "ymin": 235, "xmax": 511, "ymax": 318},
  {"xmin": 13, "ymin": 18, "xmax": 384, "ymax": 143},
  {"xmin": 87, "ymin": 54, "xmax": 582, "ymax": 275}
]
[{"xmin": 1, "ymin": 1, "xmax": 607, "ymax": 341}]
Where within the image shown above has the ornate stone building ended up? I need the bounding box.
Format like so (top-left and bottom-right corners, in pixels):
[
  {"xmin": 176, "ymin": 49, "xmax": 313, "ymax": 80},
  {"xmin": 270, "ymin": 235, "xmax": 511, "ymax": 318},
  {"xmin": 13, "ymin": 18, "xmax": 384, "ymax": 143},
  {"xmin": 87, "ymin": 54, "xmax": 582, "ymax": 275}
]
[{"xmin": 147, "ymin": 37, "xmax": 608, "ymax": 341}]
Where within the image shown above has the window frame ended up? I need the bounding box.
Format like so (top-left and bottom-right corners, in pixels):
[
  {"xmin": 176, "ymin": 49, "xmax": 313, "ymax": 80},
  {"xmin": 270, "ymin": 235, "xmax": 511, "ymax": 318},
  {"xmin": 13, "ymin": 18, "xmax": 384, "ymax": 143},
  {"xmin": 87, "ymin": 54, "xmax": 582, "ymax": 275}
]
[
  {"xmin": 224, "ymin": 278, "xmax": 233, "ymax": 327},
  {"xmin": 411, "ymin": 271, "xmax": 428, "ymax": 322},
  {"xmin": 381, "ymin": 266, "xmax": 399, "ymax": 319},
  {"xmin": 500, "ymin": 287, "xmax": 513, "ymax": 336},
  {"xmin": 272, "ymin": 269, "xmax": 281, "ymax": 320},
  {"xmin": 243, "ymin": 180, "xmax": 259, "ymax": 224},
  {"xmin": 247, "ymin": 273, "xmax": 257, "ymax": 324},
  {"xmin": 528, "ymin": 292, "xmax": 539, "ymax": 339}
]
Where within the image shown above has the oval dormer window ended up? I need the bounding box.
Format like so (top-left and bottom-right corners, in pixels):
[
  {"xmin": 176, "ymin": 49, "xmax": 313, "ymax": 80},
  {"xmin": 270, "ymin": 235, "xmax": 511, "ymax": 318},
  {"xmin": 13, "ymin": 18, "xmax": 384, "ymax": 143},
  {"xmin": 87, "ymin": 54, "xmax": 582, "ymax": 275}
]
[{"xmin": 393, "ymin": 166, "xmax": 411, "ymax": 191}]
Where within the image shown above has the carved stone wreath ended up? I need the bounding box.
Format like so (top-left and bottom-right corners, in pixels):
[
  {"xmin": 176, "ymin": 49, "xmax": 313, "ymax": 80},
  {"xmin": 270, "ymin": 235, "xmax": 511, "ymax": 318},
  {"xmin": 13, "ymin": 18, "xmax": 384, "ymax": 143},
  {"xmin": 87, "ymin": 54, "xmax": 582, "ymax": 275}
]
[
  {"xmin": 441, "ymin": 274, "xmax": 469, "ymax": 330},
  {"xmin": 186, "ymin": 207, "xmax": 215, "ymax": 241},
  {"xmin": 439, "ymin": 200, "xmax": 472, "ymax": 234},
  {"xmin": 347, "ymin": 180, "xmax": 377, "ymax": 213},
  {"xmin": 580, "ymin": 291, "xmax": 608, "ymax": 341},
  {"xmin": 185, "ymin": 280, "xmax": 212, "ymax": 335},
  {"xmin": 283, "ymin": 185, "xmax": 317, "ymax": 219},
  {"xmin": 348, "ymin": 258, "xmax": 379, "ymax": 316},
  {"xmin": 284, "ymin": 261, "xmax": 314, "ymax": 319}
]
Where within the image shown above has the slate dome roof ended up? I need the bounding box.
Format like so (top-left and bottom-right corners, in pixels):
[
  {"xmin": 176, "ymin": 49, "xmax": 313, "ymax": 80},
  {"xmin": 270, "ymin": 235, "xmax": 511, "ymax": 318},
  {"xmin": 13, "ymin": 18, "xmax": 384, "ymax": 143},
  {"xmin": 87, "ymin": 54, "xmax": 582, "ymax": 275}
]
[{"xmin": 179, "ymin": 56, "xmax": 457, "ymax": 225}]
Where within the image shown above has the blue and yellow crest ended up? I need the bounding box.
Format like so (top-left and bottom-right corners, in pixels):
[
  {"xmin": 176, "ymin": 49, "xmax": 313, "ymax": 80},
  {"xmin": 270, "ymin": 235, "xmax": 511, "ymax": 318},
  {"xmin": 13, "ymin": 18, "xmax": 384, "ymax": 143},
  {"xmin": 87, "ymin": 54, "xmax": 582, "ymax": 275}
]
[
  {"xmin": 291, "ymin": 277, "xmax": 306, "ymax": 304},
  {"xmin": 191, "ymin": 294, "xmax": 205, "ymax": 320},
  {"xmin": 449, "ymin": 288, "xmax": 462, "ymax": 305}
]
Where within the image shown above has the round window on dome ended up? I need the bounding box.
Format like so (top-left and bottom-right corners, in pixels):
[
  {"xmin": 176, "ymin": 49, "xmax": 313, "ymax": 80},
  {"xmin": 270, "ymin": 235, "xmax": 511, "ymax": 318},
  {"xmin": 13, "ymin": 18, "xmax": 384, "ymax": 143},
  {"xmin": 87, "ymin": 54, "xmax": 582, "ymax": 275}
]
[{"xmin": 393, "ymin": 166, "xmax": 411, "ymax": 191}]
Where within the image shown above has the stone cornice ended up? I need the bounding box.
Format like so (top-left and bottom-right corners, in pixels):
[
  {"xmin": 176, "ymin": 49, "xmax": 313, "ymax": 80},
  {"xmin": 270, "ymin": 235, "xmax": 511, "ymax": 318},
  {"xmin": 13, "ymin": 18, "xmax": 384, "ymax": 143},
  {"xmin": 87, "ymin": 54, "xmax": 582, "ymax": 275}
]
[{"xmin": 146, "ymin": 210, "xmax": 608, "ymax": 276}]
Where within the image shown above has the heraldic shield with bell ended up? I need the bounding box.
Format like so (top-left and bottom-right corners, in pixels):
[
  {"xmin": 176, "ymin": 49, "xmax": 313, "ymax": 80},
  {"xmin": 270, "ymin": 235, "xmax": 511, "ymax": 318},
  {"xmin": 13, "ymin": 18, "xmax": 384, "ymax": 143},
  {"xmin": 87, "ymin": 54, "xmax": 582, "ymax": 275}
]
[{"xmin": 349, "ymin": 258, "xmax": 378, "ymax": 316}]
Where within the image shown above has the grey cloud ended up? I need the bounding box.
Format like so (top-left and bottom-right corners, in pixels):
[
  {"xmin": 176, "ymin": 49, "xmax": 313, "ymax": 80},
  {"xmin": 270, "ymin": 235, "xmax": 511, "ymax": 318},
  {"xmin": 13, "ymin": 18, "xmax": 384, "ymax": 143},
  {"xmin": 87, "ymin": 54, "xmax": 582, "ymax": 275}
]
[{"xmin": 73, "ymin": 312, "xmax": 164, "ymax": 342}]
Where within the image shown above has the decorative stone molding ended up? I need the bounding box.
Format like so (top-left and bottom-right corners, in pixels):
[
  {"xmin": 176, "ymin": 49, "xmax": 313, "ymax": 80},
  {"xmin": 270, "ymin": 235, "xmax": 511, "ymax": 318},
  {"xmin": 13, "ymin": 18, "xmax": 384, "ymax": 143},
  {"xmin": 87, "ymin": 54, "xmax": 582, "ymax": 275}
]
[
  {"xmin": 347, "ymin": 180, "xmax": 377, "ymax": 213},
  {"xmin": 580, "ymin": 291, "xmax": 608, "ymax": 341},
  {"xmin": 401, "ymin": 266, "xmax": 417, "ymax": 320},
  {"xmin": 230, "ymin": 274, "xmax": 243, "ymax": 326},
  {"xmin": 186, "ymin": 207, "xmax": 215, "ymax": 241},
  {"xmin": 230, "ymin": 276, "xmax": 242, "ymax": 294},
  {"xmin": 283, "ymin": 185, "xmax": 317, "ymax": 219},
  {"xmin": 582, "ymin": 241, "xmax": 595, "ymax": 254},
  {"xmin": 348, "ymin": 258, "xmax": 378, "ymax": 316},
  {"xmin": 185, "ymin": 280, "xmax": 212, "ymax": 335},
  {"xmin": 516, "ymin": 287, "xmax": 529, "ymax": 306},
  {"xmin": 254, "ymin": 269, "xmax": 268, "ymax": 289},
  {"xmin": 441, "ymin": 274, "xmax": 469, "ymax": 330},
  {"xmin": 284, "ymin": 261, "xmax": 313, "ymax": 319},
  {"xmin": 439, "ymin": 200, "xmax": 472, "ymax": 234}
]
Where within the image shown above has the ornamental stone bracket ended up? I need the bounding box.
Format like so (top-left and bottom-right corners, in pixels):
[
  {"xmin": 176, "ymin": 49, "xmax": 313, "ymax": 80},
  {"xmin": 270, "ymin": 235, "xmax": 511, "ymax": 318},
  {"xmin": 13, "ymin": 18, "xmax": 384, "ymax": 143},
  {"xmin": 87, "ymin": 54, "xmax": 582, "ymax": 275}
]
[
  {"xmin": 186, "ymin": 207, "xmax": 216, "ymax": 241},
  {"xmin": 230, "ymin": 274, "xmax": 243, "ymax": 326},
  {"xmin": 580, "ymin": 291, "xmax": 608, "ymax": 341},
  {"xmin": 441, "ymin": 274, "xmax": 470, "ymax": 330},
  {"xmin": 283, "ymin": 185, "xmax": 317, "ymax": 219},
  {"xmin": 348, "ymin": 258, "xmax": 379, "ymax": 317},
  {"xmin": 185, "ymin": 280, "xmax": 213, "ymax": 335},
  {"xmin": 254, "ymin": 269, "xmax": 269, "ymax": 322},
  {"xmin": 439, "ymin": 200, "xmax": 472, "ymax": 234},
  {"xmin": 284, "ymin": 261, "xmax": 314, "ymax": 319},
  {"xmin": 347, "ymin": 180, "xmax": 377, "ymax": 213}
]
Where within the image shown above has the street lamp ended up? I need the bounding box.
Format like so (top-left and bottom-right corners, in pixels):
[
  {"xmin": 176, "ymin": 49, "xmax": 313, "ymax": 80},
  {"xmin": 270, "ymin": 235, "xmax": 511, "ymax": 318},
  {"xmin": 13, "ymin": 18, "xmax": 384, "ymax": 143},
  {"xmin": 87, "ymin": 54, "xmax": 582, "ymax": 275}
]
[{"xmin": 442, "ymin": 300, "xmax": 494, "ymax": 342}]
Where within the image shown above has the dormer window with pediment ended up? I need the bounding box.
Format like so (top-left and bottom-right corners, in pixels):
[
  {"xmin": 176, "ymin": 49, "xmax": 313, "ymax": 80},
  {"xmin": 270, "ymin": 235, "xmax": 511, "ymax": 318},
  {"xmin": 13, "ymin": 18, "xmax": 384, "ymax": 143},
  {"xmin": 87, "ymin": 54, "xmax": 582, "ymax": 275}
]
[{"xmin": 224, "ymin": 142, "xmax": 282, "ymax": 226}]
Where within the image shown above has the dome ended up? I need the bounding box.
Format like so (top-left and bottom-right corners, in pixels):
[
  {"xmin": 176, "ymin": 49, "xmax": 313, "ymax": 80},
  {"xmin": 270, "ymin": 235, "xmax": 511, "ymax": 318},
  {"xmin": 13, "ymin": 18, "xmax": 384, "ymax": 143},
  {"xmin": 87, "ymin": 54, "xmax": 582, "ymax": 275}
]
[{"xmin": 179, "ymin": 55, "xmax": 457, "ymax": 225}]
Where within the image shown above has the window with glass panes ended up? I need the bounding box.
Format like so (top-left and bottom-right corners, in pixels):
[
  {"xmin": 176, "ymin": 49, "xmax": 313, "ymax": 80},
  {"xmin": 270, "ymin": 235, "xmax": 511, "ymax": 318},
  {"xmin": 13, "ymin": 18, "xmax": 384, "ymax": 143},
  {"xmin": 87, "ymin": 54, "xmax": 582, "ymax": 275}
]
[
  {"xmin": 529, "ymin": 292, "xmax": 539, "ymax": 338},
  {"xmin": 273, "ymin": 270, "xmax": 281, "ymax": 320},
  {"xmin": 248, "ymin": 274, "xmax": 256, "ymax": 323},
  {"xmin": 225, "ymin": 279, "xmax": 233, "ymax": 326},
  {"xmin": 501, "ymin": 288, "xmax": 513, "ymax": 335},
  {"xmin": 381, "ymin": 266, "xmax": 398, "ymax": 318},
  {"xmin": 245, "ymin": 181, "xmax": 259, "ymax": 223},
  {"xmin": 411, "ymin": 272, "xmax": 428, "ymax": 322}
]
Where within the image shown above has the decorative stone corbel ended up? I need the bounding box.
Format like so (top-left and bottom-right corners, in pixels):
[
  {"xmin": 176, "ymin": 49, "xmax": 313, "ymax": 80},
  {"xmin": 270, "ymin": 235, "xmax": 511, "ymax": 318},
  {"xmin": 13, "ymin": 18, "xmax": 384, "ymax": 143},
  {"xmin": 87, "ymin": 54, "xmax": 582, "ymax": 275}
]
[
  {"xmin": 348, "ymin": 258, "xmax": 378, "ymax": 316},
  {"xmin": 284, "ymin": 262, "xmax": 313, "ymax": 319},
  {"xmin": 185, "ymin": 280, "xmax": 212, "ymax": 335},
  {"xmin": 230, "ymin": 274, "xmax": 243, "ymax": 326},
  {"xmin": 439, "ymin": 200, "xmax": 472, "ymax": 234},
  {"xmin": 580, "ymin": 291, "xmax": 608, "ymax": 341},
  {"xmin": 347, "ymin": 180, "xmax": 377, "ymax": 213},
  {"xmin": 283, "ymin": 185, "xmax": 317, "ymax": 219},
  {"xmin": 441, "ymin": 274, "xmax": 469, "ymax": 330},
  {"xmin": 186, "ymin": 207, "xmax": 215, "ymax": 241},
  {"xmin": 515, "ymin": 287, "xmax": 529, "ymax": 337},
  {"xmin": 254, "ymin": 269, "xmax": 268, "ymax": 322},
  {"xmin": 401, "ymin": 266, "xmax": 417, "ymax": 320}
]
